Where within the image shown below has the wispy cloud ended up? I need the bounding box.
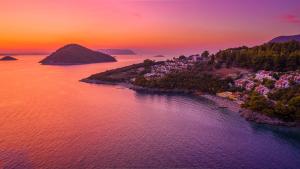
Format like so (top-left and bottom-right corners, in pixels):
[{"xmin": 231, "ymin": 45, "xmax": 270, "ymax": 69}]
[{"xmin": 281, "ymin": 14, "xmax": 300, "ymax": 24}]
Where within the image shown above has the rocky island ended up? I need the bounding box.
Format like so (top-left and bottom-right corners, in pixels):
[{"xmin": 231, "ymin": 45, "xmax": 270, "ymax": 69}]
[
  {"xmin": 83, "ymin": 40, "xmax": 300, "ymax": 127},
  {"xmin": 0, "ymin": 56, "xmax": 18, "ymax": 61},
  {"xmin": 40, "ymin": 44, "xmax": 116, "ymax": 65}
]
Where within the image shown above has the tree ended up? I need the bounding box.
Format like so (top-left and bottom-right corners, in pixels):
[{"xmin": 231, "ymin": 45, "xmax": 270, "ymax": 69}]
[
  {"xmin": 215, "ymin": 41, "xmax": 300, "ymax": 71},
  {"xmin": 201, "ymin": 51, "xmax": 210, "ymax": 58},
  {"xmin": 143, "ymin": 59, "xmax": 155, "ymax": 66},
  {"xmin": 263, "ymin": 79, "xmax": 275, "ymax": 89},
  {"xmin": 274, "ymin": 101, "xmax": 291, "ymax": 120},
  {"xmin": 242, "ymin": 92, "xmax": 273, "ymax": 116},
  {"xmin": 179, "ymin": 55, "xmax": 187, "ymax": 60},
  {"xmin": 134, "ymin": 76, "xmax": 148, "ymax": 86},
  {"xmin": 288, "ymin": 96, "xmax": 300, "ymax": 120}
]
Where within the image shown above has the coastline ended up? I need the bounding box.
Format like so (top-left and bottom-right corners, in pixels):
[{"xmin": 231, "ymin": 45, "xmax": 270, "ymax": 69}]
[{"xmin": 81, "ymin": 79, "xmax": 298, "ymax": 127}]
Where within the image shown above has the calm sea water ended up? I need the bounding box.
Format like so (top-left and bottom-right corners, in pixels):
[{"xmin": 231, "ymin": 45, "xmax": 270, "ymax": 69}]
[{"xmin": 0, "ymin": 55, "xmax": 299, "ymax": 169}]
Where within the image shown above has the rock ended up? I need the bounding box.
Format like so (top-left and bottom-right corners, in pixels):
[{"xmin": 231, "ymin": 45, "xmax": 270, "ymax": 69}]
[
  {"xmin": 0, "ymin": 56, "xmax": 17, "ymax": 61},
  {"xmin": 40, "ymin": 44, "xmax": 117, "ymax": 65},
  {"xmin": 240, "ymin": 109, "xmax": 296, "ymax": 127}
]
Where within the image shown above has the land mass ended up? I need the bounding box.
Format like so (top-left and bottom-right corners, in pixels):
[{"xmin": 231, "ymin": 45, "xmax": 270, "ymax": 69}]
[
  {"xmin": 99, "ymin": 49, "xmax": 136, "ymax": 55},
  {"xmin": 40, "ymin": 44, "xmax": 117, "ymax": 65},
  {"xmin": 0, "ymin": 56, "xmax": 17, "ymax": 61},
  {"xmin": 270, "ymin": 34, "xmax": 300, "ymax": 43},
  {"xmin": 82, "ymin": 40, "xmax": 300, "ymax": 127},
  {"xmin": 153, "ymin": 55, "xmax": 165, "ymax": 58},
  {"xmin": 0, "ymin": 52, "xmax": 49, "ymax": 56}
]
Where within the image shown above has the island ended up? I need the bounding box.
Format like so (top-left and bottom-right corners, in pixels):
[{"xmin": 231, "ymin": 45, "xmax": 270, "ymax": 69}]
[
  {"xmin": 98, "ymin": 49, "xmax": 136, "ymax": 55},
  {"xmin": 0, "ymin": 56, "xmax": 17, "ymax": 61},
  {"xmin": 82, "ymin": 40, "xmax": 300, "ymax": 127},
  {"xmin": 153, "ymin": 55, "xmax": 165, "ymax": 58},
  {"xmin": 40, "ymin": 44, "xmax": 117, "ymax": 65}
]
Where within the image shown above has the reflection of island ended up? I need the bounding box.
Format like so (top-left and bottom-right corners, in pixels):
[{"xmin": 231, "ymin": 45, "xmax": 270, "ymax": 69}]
[
  {"xmin": 0, "ymin": 56, "xmax": 17, "ymax": 61},
  {"xmin": 99, "ymin": 49, "xmax": 136, "ymax": 55},
  {"xmin": 40, "ymin": 44, "xmax": 117, "ymax": 65}
]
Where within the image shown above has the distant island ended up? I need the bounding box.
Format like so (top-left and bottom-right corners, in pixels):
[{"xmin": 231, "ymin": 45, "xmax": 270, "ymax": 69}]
[
  {"xmin": 0, "ymin": 52, "xmax": 49, "ymax": 56},
  {"xmin": 0, "ymin": 56, "xmax": 17, "ymax": 61},
  {"xmin": 82, "ymin": 39, "xmax": 300, "ymax": 127},
  {"xmin": 153, "ymin": 55, "xmax": 165, "ymax": 58},
  {"xmin": 40, "ymin": 44, "xmax": 117, "ymax": 65},
  {"xmin": 98, "ymin": 49, "xmax": 136, "ymax": 55},
  {"xmin": 270, "ymin": 34, "xmax": 300, "ymax": 43}
]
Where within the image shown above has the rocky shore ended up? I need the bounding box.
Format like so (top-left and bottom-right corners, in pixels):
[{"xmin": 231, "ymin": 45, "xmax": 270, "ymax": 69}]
[
  {"xmin": 239, "ymin": 109, "xmax": 297, "ymax": 127},
  {"xmin": 199, "ymin": 94, "xmax": 242, "ymax": 113},
  {"xmin": 193, "ymin": 95, "xmax": 298, "ymax": 127}
]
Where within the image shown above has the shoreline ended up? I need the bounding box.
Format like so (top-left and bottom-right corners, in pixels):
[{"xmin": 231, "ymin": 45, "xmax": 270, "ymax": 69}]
[{"xmin": 81, "ymin": 79, "xmax": 298, "ymax": 127}]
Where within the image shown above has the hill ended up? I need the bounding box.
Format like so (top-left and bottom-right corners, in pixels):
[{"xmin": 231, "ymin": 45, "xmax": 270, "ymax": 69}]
[
  {"xmin": 40, "ymin": 44, "xmax": 116, "ymax": 65},
  {"xmin": 270, "ymin": 34, "xmax": 300, "ymax": 43},
  {"xmin": 215, "ymin": 41, "xmax": 300, "ymax": 71}
]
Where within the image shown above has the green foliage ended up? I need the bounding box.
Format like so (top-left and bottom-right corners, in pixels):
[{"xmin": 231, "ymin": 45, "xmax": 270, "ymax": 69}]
[
  {"xmin": 274, "ymin": 101, "xmax": 293, "ymax": 121},
  {"xmin": 179, "ymin": 55, "xmax": 187, "ymax": 60},
  {"xmin": 134, "ymin": 76, "xmax": 148, "ymax": 85},
  {"xmin": 288, "ymin": 96, "xmax": 300, "ymax": 119},
  {"xmin": 201, "ymin": 51, "xmax": 210, "ymax": 58},
  {"xmin": 242, "ymin": 92, "xmax": 274, "ymax": 116},
  {"xmin": 142, "ymin": 59, "xmax": 155, "ymax": 73},
  {"xmin": 268, "ymin": 85, "xmax": 300, "ymax": 103},
  {"xmin": 216, "ymin": 41, "xmax": 300, "ymax": 71},
  {"xmin": 87, "ymin": 60, "xmax": 160, "ymax": 83},
  {"xmin": 244, "ymin": 85, "xmax": 300, "ymax": 121},
  {"xmin": 263, "ymin": 79, "xmax": 275, "ymax": 89},
  {"xmin": 134, "ymin": 70, "xmax": 230, "ymax": 94},
  {"xmin": 143, "ymin": 59, "xmax": 155, "ymax": 67}
]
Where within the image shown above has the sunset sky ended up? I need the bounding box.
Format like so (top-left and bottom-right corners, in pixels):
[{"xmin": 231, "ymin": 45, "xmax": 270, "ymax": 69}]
[{"xmin": 0, "ymin": 0, "xmax": 299, "ymax": 54}]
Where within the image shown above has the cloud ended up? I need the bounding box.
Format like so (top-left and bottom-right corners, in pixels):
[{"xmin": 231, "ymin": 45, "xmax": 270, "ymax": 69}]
[{"xmin": 281, "ymin": 14, "xmax": 300, "ymax": 24}]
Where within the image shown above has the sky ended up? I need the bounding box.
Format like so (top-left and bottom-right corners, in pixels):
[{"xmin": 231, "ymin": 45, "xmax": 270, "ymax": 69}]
[{"xmin": 0, "ymin": 0, "xmax": 299, "ymax": 54}]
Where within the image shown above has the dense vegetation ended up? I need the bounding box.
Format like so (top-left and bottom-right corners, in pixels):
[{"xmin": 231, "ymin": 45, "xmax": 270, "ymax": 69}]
[
  {"xmin": 243, "ymin": 85, "xmax": 300, "ymax": 122},
  {"xmin": 216, "ymin": 41, "xmax": 300, "ymax": 71},
  {"xmin": 85, "ymin": 59, "xmax": 158, "ymax": 83},
  {"xmin": 134, "ymin": 70, "xmax": 232, "ymax": 94}
]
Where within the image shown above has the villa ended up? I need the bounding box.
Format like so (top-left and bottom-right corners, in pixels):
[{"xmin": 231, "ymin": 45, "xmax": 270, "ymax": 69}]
[
  {"xmin": 275, "ymin": 79, "xmax": 290, "ymax": 89},
  {"xmin": 245, "ymin": 81, "xmax": 255, "ymax": 91},
  {"xmin": 255, "ymin": 85, "xmax": 270, "ymax": 96},
  {"xmin": 255, "ymin": 70, "xmax": 275, "ymax": 82}
]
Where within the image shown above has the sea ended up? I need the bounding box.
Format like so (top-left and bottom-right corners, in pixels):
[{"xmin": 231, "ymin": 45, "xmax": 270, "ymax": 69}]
[{"xmin": 0, "ymin": 55, "xmax": 299, "ymax": 169}]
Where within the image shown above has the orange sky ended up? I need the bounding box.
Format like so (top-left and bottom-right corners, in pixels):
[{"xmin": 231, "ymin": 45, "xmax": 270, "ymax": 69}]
[{"xmin": 0, "ymin": 0, "xmax": 299, "ymax": 54}]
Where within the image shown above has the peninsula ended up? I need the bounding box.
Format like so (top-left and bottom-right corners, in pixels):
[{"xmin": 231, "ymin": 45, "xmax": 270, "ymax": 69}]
[
  {"xmin": 83, "ymin": 40, "xmax": 300, "ymax": 127},
  {"xmin": 40, "ymin": 44, "xmax": 117, "ymax": 65}
]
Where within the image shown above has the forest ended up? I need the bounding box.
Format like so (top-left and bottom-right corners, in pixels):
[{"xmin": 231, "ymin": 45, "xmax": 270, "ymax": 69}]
[{"xmin": 215, "ymin": 41, "xmax": 300, "ymax": 71}]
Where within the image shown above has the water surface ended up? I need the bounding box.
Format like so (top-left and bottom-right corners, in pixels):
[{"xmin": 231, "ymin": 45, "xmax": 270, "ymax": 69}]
[{"xmin": 0, "ymin": 56, "xmax": 299, "ymax": 169}]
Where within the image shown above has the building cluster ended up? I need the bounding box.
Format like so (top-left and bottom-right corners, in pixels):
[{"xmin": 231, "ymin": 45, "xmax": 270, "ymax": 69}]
[
  {"xmin": 217, "ymin": 70, "xmax": 300, "ymax": 104},
  {"xmin": 234, "ymin": 70, "xmax": 300, "ymax": 96},
  {"xmin": 144, "ymin": 55, "xmax": 209, "ymax": 80}
]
